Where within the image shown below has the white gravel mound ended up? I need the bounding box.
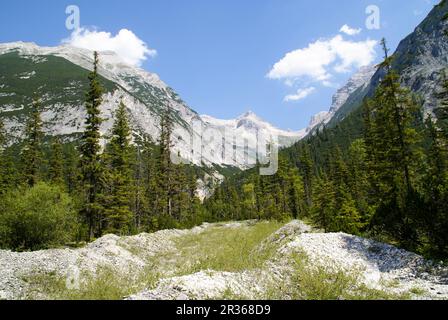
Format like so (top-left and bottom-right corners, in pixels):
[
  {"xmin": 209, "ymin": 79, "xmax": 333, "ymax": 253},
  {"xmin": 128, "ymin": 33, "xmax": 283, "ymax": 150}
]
[
  {"xmin": 281, "ymin": 232, "xmax": 448, "ymax": 299},
  {"xmin": 1, "ymin": 220, "xmax": 447, "ymax": 300},
  {"xmin": 128, "ymin": 270, "xmax": 262, "ymax": 300}
]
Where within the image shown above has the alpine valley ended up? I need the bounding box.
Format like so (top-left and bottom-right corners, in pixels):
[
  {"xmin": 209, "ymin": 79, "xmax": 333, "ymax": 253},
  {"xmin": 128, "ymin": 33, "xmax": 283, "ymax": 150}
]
[{"xmin": 0, "ymin": 0, "xmax": 448, "ymax": 302}]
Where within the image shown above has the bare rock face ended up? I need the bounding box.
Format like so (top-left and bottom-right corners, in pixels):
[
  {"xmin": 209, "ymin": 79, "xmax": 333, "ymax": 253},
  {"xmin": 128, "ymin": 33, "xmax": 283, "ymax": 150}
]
[
  {"xmin": 329, "ymin": 66, "xmax": 377, "ymax": 114},
  {"xmin": 367, "ymin": 1, "xmax": 448, "ymax": 116},
  {"xmin": 305, "ymin": 66, "xmax": 376, "ymax": 134}
]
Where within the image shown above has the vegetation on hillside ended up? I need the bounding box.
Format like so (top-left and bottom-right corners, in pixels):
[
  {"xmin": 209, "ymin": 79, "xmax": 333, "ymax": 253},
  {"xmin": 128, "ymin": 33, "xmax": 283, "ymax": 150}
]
[
  {"xmin": 0, "ymin": 13, "xmax": 447, "ymax": 261},
  {"xmin": 0, "ymin": 52, "xmax": 208, "ymax": 250},
  {"xmin": 206, "ymin": 39, "xmax": 448, "ymax": 259}
]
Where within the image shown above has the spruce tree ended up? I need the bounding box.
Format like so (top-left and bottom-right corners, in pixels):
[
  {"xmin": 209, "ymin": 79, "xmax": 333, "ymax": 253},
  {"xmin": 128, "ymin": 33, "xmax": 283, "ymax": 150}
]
[
  {"xmin": 102, "ymin": 101, "xmax": 134, "ymax": 235},
  {"xmin": 79, "ymin": 51, "xmax": 104, "ymax": 239},
  {"xmin": 364, "ymin": 39, "xmax": 424, "ymax": 246},
  {"xmin": 424, "ymin": 115, "xmax": 448, "ymax": 256},
  {"xmin": 132, "ymin": 135, "xmax": 147, "ymax": 231},
  {"xmin": 347, "ymin": 139, "xmax": 373, "ymax": 224},
  {"xmin": 155, "ymin": 107, "xmax": 175, "ymax": 219},
  {"xmin": 48, "ymin": 137, "xmax": 65, "ymax": 186},
  {"xmin": 311, "ymin": 174, "xmax": 336, "ymax": 232},
  {"xmin": 297, "ymin": 143, "xmax": 314, "ymax": 210},
  {"xmin": 22, "ymin": 98, "xmax": 44, "ymax": 187}
]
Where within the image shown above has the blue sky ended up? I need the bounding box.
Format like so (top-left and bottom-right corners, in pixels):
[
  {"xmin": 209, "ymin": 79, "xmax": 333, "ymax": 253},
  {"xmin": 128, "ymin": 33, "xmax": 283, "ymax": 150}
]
[{"xmin": 0, "ymin": 0, "xmax": 440, "ymax": 130}]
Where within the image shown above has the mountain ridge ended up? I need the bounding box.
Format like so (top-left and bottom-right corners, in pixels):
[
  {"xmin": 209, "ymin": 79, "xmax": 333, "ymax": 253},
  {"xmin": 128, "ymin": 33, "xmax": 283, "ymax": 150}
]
[{"xmin": 0, "ymin": 41, "xmax": 371, "ymax": 170}]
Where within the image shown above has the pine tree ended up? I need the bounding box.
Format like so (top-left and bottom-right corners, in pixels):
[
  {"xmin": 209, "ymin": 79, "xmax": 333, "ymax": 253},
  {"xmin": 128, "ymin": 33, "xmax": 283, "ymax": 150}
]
[
  {"xmin": 364, "ymin": 39, "xmax": 424, "ymax": 246},
  {"xmin": 171, "ymin": 161, "xmax": 191, "ymax": 223},
  {"xmin": 311, "ymin": 174, "xmax": 336, "ymax": 232},
  {"xmin": 102, "ymin": 101, "xmax": 134, "ymax": 235},
  {"xmin": 423, "ymin": 115, "xmax": 448, "ymax": 256},
  {"xmin": 297, "ymin": 143, "xmax": 313, "ymax": 211},
  {"xmin": 334, "ymin": 185, "xmax": 364, "ymax": 234},
  {"xmin": 141, "ymin": 136, "xmax": 158, "ymax": 229},
  {"xmin": 21, "ymin": 98, "xmax": 44, "ymax": 187},
  {"xmin": 48, "ymin": 137, "xmax": 65, "ymax": 186},
  {"xmin": 155, "ymin": 107, "xmax": 175, "ymax": 219},
  {"xmin": 131, "ymin": 135, "xmax": 147, "ymax": 231},
  {"xmin": 285, "ymin": 166, "xmax": 305, "ymax": 219},
  {"xmin": 347, "ymin": 139, "xmax": 373, "ymax": 225},
  {"xmin": 79, "ymin": 51, "xmax": 105, "ymax": 240}
]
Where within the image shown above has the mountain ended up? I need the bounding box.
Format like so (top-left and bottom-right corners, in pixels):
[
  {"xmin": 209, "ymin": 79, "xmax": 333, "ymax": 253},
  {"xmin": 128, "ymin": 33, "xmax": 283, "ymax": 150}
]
[
  {"xmin": 201, "ymin": 111, "xmax": 306, "ymax": 168},
  {"xmin": 327, "ymin": 1, "xmax": 448, "ymax": 127},
  {"xmin": 0, "ymin": 42, "xmax": 303, "ymax": 170},
  {"xmin": 303, "ymin": 65, "xmax": 377, "ymax": 134}
]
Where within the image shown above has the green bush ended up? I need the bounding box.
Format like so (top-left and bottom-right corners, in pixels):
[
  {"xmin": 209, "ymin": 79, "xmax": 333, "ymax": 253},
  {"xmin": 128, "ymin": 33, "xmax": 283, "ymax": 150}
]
[{"xmin": 0, "ymin": 183, "xmax": 78, "ymax": 251}]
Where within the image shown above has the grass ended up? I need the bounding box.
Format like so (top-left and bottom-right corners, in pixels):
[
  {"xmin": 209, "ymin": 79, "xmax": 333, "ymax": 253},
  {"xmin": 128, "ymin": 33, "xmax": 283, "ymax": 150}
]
[
  {"xmin": 19, "ymin": 220, "xmax": 420, "ymax": 300},
  {"xmin": 21, "ymin": 220, "xmax": 285, "ymax": 300},
  {"xmin": 22, "ymin": 264, "xmax": 160, "ymax": 300},
  {"xmin": 265, "ymin": 252, "xmax": 411, "ymax": 300},
  {"xmin": 173, "ymin": 220, "xmax": 285, "ymax": 274}
]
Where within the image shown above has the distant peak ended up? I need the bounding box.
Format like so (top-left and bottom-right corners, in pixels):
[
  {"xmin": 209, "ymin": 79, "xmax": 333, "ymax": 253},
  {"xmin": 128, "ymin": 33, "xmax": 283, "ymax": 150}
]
[
  {"xmin": 238, "ymin": 110, "xmax": 258, "ymax": 119},
  {"xmin": 237, "ymin": 110, "xmax": 264, "ymax": 122},
  {"xmin": 241, "ymin": 110, "xmax": 256, "ymax": 117}
]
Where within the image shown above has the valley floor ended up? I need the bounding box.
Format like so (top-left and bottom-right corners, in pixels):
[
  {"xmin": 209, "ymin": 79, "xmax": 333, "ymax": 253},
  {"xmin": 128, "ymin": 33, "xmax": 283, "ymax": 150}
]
[{"xmin": 0, "ymin": 220, "xmax": 447, "ymax": 300}]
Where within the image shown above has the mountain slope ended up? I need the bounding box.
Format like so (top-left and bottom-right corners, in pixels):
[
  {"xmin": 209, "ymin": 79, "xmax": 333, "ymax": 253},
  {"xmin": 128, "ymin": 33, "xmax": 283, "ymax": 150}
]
[
  {"xmin": 328, "ymin": 1, "xmax": 448, "ymax": 126},
  {"xmin": 305, "ymin": 65, "xmax": 376, "ymax": 133},
  {"xmin": 0, "ymin": 42, "xmax": 303, "ymax": 169}
]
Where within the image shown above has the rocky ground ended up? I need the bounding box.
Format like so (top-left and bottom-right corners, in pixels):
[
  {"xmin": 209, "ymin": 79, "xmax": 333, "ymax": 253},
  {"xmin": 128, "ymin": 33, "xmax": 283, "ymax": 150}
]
[{"xmin": 0, "ymin": 220, "xmax": 447, "ymax": 300}]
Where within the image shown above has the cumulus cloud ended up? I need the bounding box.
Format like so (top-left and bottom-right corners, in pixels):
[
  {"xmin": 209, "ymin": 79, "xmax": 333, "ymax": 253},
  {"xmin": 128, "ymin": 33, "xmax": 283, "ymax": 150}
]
[
  {"xmin": 339, "ymin": 24, "xmax": 362, "ymax": 36},
  {"xmin": 267, "ymin": 35, "xmax": 377, "ymax": 84},
  {"xmin": 63, "ymin": 28, "xmax": 157, "ymax": 67},
  {"xmin": 284, "ymin": 87, "xmax": 316, "ymax": 102}
]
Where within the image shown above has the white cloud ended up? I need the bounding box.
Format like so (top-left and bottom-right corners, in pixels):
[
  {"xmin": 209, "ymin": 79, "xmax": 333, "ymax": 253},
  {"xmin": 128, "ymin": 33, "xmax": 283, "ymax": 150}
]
[
  {"xmin": 340, "ymin": 24, "xmax": 362, "ymax": 36},
  {"xmin": 63, "ymin": 28, "xmax": 156, "ymax": 67},
  {"xmin": 284, "ymin": 87, "xmax": 316, "ymax": 102},
  {"xmin": 267, "ymin": 35, "xmax": 377, "ymax": 84}
]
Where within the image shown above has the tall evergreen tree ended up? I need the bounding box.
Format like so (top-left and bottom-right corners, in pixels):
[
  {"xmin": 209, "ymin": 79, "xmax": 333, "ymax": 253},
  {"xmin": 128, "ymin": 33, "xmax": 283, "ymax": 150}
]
[
  {"xmin": 21, "ymin": 98, "xmax": 44, "ymax": 187},
  {"xmin": 311, "ymin": 174, "xmax": 336, "ymax": 232},
  {"xmin": 423, "ymin": 114, "xmax": 448, "ymax": 256},
  {"xmin": 297, "ymin": 143, "xmax": 314, "ymax": 210},
  {"xmin": 364, "ymin": 39, "xmax": 424, "ymax": 246},
  {"xmin": 155, "ymin": 107, "xmax": 175, "ymax": 219},
  {"xmin": 102, "ymin": 101, "xmax": 134, "ymax": 235},
  {"xmin": 48, "ymin": 137, "xmax": 65, "ymax": 186},
  {"xmin": 79, "ymin": 51, "xmax": 105, "ymax": 239}
]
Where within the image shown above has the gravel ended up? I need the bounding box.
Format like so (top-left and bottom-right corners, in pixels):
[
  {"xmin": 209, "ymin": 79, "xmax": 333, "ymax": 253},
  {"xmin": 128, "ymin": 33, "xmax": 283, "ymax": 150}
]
[
  {"xmin": 1, "ymin": 220, "xmax": 447, "ymax": 300},
  {"xmin": 281, "ymin": 232, "xmax": 448, "ymax": 299}
]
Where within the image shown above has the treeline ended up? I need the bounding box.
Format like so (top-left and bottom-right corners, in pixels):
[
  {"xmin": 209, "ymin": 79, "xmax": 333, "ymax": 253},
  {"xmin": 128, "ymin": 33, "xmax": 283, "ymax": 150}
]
[
  {"xmin": 0, "ymin": 52, "xmax": 206, "ymax": 250},
  {"xmin": 206, "ymin": 40, "xmax": 448, "ymax": 258}
]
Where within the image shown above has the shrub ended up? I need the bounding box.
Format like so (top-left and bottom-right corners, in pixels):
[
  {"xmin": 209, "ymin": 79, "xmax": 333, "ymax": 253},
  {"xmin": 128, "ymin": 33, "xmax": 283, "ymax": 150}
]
[{"xmin": 0, "ymin": 182, "xmax": 78, "ymax": 251}]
